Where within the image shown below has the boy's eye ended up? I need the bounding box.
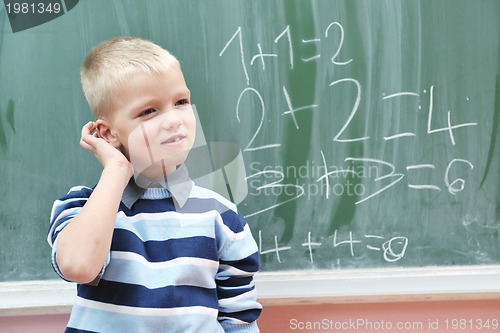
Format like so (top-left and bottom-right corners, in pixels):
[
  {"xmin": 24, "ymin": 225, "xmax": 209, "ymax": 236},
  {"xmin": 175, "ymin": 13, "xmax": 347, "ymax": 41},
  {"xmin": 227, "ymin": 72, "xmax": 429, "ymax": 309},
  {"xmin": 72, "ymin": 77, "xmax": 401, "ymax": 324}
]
[
  {"xmin": 139, "ymin": 108, "xmax": 156, "ymax": 117},
  {"xmin": 175, "ymin": 99, "xmax": 190, "ymax": 106}
]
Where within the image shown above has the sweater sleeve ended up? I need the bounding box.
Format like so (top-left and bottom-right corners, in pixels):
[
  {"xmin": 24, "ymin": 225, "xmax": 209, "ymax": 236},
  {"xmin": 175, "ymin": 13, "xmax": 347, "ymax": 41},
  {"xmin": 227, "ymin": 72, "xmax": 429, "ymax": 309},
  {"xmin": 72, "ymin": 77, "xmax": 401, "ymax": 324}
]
[
  {"xmin": 215, "ymin": 211, "xmax": 262, "ymax": 333},
  {"xmin": 47, "ymin": 186, "xmax": 110, "ymax": 284}
]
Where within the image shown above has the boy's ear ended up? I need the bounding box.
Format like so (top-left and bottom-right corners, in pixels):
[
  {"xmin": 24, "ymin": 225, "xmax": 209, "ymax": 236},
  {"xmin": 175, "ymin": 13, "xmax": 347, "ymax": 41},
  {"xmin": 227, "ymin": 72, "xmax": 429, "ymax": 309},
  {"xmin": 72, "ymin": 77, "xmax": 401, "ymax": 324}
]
[{"xmin": 95, "ymin": 119, "xmax": 122, "ymax": 148}]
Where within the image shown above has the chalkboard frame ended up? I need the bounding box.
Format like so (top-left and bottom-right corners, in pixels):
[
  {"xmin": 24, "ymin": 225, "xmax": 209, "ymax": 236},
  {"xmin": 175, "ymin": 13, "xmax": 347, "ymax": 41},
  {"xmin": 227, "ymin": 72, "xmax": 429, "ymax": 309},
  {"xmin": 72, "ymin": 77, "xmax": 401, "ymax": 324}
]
[
  {"xmin": 1, "ymin": 266, "xmax": 500, "ymax": 316},
  {"xmin": 1, "ymin": 0, "xmax": 499, "ymax": 311}
]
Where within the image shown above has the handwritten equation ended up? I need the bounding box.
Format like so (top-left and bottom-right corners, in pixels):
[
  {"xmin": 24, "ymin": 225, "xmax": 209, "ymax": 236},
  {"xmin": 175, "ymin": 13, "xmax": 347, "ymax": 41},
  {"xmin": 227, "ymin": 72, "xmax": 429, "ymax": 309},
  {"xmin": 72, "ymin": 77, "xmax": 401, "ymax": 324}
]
[
  {"xmin": 218, "ymin": 22, "xmax": 480, "ymax": 266},
  {"xmin": 259, "ymin": 230, "xmax": 409, "ymax": 264}
]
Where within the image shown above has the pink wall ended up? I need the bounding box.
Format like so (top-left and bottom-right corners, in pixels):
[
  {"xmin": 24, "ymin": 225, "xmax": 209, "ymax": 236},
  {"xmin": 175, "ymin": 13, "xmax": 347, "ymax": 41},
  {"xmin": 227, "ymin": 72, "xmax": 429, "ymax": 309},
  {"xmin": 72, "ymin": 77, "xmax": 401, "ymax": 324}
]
[
  {"xmin": 0, "ymin": 314, "xmax": 68, "ymax": 333},
  {"xmin": 1, "ymin": 299, "xmax": 499, "ymax": 333}
]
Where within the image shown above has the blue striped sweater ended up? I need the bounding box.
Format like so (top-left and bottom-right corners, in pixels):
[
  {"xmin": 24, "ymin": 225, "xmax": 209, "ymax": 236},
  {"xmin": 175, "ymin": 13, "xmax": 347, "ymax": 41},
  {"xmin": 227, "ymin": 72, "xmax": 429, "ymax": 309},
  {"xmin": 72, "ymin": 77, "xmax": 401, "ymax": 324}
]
[{"xmin": 47, "ymin": 177, "xmax": 262, "ymax": 333}]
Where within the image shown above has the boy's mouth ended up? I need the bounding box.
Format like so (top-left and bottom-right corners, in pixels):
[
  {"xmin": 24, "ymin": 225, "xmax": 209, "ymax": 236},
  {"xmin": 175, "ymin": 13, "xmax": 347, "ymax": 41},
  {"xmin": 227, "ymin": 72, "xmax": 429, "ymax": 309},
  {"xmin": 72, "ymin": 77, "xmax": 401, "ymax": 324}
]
[{"xmin": 161, "ymin": 134, "xmax": 186, "ymax": 145}]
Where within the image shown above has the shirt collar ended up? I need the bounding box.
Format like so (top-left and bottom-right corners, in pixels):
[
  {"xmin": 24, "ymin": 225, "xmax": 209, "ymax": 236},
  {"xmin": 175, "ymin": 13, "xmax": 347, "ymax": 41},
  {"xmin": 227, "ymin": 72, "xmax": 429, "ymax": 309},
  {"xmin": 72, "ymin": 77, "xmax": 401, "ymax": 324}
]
[{"xmin": 122, "ymin": 164, "xmax": 193, "ymax": 210}]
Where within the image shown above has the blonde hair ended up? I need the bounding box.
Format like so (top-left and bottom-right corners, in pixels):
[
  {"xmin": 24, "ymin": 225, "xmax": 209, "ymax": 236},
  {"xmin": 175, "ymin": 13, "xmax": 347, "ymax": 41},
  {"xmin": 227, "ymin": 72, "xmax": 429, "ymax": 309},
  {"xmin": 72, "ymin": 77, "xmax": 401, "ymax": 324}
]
[{"xmin": 80, "ymin": 36, "xmax": 180, "ymax": 119}]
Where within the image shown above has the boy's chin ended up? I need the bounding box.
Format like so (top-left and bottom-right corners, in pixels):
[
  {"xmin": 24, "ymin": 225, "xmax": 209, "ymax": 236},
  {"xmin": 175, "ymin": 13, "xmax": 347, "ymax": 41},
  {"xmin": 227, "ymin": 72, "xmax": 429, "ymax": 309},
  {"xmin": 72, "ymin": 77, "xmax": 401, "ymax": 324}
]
[{"xmin": 132, "ymin": 158, "xmax": 187, "ymax": 188}]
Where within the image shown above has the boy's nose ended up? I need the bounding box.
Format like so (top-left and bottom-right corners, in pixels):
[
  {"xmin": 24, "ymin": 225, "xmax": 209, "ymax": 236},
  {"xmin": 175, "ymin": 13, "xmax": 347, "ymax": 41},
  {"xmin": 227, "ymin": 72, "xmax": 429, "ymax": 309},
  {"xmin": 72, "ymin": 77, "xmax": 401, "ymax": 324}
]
[{"xmin": 160, "ymin": 110, "xmax": 183, "ymax": 130}]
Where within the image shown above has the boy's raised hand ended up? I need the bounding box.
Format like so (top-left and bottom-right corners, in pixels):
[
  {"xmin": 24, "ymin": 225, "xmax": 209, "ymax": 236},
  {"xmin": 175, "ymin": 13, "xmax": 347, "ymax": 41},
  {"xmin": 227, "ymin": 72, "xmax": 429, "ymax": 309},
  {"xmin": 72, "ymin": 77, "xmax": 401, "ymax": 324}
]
[
  {"xmin": 79, "ymin": 121, "xmax": 133, "ymax": 179},
  {"xmin": 56, "ymin": 122, "xmax": 134, "ymax": 284}
]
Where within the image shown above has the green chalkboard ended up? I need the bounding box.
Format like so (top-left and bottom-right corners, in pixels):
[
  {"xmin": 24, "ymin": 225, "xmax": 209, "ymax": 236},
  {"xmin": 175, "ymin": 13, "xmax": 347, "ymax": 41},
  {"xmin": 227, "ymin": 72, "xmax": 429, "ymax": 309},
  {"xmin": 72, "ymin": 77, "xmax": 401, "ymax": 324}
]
[{"xmin": 0, "ymin": 0, "xmax": 499, "ymax": 282}]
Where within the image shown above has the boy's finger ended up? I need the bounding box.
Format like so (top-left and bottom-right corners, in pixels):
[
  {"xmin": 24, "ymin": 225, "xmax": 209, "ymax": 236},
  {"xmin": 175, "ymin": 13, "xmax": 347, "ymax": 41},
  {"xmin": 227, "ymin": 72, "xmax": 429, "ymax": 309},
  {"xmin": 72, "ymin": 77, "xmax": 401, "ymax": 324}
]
[
  {"xmin": 81, "ymin": 121, "xmax": 96, "ymax": 136},
  {"xmin": 79, "ymin": 138, "xmax": 94, "ymax": 153},
  {"xmin": 81, "ymin": 128, "xmax": 102, "ymax": 148}
]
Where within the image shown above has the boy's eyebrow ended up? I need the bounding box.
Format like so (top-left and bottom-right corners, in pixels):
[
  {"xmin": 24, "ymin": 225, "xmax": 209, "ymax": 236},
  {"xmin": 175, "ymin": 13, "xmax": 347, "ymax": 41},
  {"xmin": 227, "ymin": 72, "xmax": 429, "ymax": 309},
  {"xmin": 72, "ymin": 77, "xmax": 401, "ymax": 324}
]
[
  {"xmin": 175, "ymin": 88, "xmax": 191, "ymax": 97},
  {"xmin": 127, "ymin": 88, "xmax": 192, "ymax": 115},
  {"xmin": 126, "ymin": 97, "xmax": 156, "ymax": 115}
]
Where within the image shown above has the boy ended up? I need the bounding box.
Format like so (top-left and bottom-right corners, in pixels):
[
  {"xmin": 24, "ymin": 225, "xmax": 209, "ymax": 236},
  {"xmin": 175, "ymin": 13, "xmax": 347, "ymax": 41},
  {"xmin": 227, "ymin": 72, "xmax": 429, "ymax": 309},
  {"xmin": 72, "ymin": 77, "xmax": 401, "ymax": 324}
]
[{"xmin": 47, "ymin": 37, "xmax": 262, "ymax": 333}]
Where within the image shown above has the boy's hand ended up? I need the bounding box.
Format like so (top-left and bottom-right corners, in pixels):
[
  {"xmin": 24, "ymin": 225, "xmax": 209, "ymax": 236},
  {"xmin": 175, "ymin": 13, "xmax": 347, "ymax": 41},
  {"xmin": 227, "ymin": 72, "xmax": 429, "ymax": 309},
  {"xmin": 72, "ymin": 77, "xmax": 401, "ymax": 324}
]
[{"xmin": 80, "ymin": 121, "xmax": 133, "ymax": 179}]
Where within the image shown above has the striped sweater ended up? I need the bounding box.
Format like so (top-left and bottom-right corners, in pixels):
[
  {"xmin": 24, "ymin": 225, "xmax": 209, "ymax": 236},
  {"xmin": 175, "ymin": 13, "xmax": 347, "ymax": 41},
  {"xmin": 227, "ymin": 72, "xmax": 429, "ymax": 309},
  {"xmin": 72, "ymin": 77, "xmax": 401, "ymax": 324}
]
[{"xmin": 48, "ymin": 175, "xmax": 262, "ymax": 333}]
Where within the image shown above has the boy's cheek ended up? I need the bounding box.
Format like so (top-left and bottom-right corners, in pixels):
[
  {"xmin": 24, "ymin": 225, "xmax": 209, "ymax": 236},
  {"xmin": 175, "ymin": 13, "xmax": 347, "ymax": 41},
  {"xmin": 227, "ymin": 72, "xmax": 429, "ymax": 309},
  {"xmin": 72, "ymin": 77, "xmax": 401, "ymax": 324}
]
[
  {"xmin": 126, "ymin": 125, "xmax": 192, "ymax": 177},
  {"xmin": 126, "ymin": 125, "xmax": 156, "ymax": 172}
]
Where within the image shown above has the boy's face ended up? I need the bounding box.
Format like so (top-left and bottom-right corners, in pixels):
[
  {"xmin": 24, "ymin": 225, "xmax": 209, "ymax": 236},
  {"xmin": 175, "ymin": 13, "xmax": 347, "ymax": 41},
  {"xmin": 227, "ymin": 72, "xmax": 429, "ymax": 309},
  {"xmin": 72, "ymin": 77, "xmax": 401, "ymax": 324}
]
[{"xmin": 105, "ymin": 65, "xmax": 196, "ymax": 182}]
